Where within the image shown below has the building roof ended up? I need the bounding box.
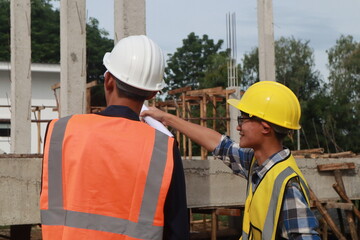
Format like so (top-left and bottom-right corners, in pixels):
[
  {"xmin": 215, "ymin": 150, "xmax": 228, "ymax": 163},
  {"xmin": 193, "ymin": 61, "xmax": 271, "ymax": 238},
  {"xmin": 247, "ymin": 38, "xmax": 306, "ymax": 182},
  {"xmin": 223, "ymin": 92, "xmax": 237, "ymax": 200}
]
[{"xmin": 0, "ymin": 62, "xmax": 60, "ymax": 73}]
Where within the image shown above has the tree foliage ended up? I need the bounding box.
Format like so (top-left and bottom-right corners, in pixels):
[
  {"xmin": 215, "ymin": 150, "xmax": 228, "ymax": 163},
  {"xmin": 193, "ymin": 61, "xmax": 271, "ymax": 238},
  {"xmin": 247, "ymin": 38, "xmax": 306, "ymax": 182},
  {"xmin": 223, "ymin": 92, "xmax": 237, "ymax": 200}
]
[
  {"xmin": 0, "ymin": 0, "xmax": 11, "ymax": 61},
  {"xmin": 324, "ymin": 35, "xmax": 360, "ymax": 152},
  {"xmin": 164, "ymin": 32, "xmax": 228, "ymax": 93},
  {"xmin": 241, "ymin": 37, "xmax": 325, "ymax": 150},
  {"xmin": 0, "ymin": 0, "xmax": 113, "ymax": 84}
]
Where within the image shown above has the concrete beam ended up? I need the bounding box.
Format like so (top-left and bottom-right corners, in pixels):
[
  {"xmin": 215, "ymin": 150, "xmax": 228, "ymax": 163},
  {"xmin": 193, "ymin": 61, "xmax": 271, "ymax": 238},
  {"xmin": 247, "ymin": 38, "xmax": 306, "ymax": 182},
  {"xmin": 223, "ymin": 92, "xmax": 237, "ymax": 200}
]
[
  {"xmin": 184, "ymin": 157, "xmax": 360, "ymax": 208},
  {"xmin": 10, "ymin": 0, "xmax": 32, "ymax": 154},
  {"xmin": 1, "ymin": 156, "xmax": 359, "ymax": 225},
  {"xmin": 60, "ymin": 0, "xmax": 87, "ymax": 117},
  {"xmin": 114, "ymin": 0, "xmax": 146, "ymax": 43}
]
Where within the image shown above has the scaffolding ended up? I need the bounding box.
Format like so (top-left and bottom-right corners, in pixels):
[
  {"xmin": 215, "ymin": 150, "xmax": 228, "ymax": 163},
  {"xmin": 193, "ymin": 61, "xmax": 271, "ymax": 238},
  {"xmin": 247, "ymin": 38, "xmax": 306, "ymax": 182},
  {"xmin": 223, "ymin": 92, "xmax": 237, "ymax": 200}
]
[{"xmin": 149, "ymin": 86, "xmax": 236, "ymax": 160}]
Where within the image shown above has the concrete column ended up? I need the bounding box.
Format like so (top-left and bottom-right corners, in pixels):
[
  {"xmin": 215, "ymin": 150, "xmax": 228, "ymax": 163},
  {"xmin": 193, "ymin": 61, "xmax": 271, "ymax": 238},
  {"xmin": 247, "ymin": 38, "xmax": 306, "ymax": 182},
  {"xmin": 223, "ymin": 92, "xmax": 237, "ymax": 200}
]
[
  {"xmin": 114, "ymin": 0, "xmax": 146, "ymax": 44},
  {"xmin": 227, "ymin": 87, "xmax": 242, "ymax": 143},
  {"xmin": 10, "ymin": 0, "xmax": 31, "ymax": 154},
  {"xmin": 60, "ymin": 0, "xmax": 87, "ymax": 117},
  {"xmin": 257, "ymin": 0, "xmax": 276, "ymax": 82}
]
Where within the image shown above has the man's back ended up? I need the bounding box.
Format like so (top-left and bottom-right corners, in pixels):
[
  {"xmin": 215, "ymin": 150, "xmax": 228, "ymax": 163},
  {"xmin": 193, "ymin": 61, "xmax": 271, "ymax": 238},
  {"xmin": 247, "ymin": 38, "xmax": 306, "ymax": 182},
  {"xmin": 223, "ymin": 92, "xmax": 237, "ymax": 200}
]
[{"xmin": 41, "ymin": 113, "xmax": 176, "ymax": 239}]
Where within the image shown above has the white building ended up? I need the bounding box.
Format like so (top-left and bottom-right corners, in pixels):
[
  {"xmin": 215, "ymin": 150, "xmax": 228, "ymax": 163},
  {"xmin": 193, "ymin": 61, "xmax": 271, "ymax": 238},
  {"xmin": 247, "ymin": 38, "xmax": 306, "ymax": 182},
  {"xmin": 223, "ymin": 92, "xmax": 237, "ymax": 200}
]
[{"xmin": 0, "ymin": 62, "xmax": 60, "ymax": 154}]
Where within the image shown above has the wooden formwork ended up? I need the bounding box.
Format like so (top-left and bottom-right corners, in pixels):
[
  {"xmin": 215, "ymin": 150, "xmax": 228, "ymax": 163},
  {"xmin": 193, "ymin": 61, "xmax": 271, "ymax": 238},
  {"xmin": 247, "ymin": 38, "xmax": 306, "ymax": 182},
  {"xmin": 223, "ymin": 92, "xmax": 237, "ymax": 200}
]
[{"xmin": 149, "ymin": 86, "xmax": 236, "ymax": 160}]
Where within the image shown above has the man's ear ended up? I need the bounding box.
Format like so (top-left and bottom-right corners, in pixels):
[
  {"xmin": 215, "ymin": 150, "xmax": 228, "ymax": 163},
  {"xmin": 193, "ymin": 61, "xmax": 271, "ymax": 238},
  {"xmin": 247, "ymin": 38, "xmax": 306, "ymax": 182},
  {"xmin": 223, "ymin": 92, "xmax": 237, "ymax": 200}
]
[
  {"xmin": 104, "ymin": 72, "xmax": 115, "ymax": 92},
  {"xmin": 260, "ymin": 121, "xmax": 272, "ymax": 134}
]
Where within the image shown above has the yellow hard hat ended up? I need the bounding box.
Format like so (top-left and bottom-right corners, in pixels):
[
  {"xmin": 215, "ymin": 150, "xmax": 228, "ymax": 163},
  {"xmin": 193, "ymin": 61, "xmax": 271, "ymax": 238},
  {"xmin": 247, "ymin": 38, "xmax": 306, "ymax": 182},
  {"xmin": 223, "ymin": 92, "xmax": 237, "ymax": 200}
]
[{"xmin": 227, "ymin": 81, "xmax": 301, "ymax": 130}]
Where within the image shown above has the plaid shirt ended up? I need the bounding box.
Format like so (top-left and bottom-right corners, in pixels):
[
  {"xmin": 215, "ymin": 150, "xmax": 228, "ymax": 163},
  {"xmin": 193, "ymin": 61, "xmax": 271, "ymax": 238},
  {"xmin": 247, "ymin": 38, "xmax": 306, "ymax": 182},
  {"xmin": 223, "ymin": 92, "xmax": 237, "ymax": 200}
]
[{"xmin": 213, "ymin": 135, "xmax": 320, "ymax": 240}]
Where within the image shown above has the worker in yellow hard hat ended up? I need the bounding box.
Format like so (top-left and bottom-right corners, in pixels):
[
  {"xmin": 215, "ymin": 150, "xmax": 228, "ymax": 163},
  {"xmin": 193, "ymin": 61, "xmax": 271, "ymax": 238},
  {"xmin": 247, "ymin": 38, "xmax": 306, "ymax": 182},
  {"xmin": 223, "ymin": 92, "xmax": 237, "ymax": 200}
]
[
  {"xmin": 141, "ymin": 81, "xmax": 320, "ymax": 240},
  {"xmin": 40, "ymin": 35, "xmax": 189, "ymax": 240}
]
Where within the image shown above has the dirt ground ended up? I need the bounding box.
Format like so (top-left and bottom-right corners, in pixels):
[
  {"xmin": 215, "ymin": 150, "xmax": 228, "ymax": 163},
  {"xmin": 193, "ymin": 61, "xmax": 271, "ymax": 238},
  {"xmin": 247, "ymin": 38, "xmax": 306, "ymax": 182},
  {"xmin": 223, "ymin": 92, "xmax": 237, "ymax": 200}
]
[
  {"xmin": 0, "ymin": 222, "xmax": 239, "ymax": 240},
  {"xmin": 0, "ymin": 225, "xmax": 41, "ymax": 240}
]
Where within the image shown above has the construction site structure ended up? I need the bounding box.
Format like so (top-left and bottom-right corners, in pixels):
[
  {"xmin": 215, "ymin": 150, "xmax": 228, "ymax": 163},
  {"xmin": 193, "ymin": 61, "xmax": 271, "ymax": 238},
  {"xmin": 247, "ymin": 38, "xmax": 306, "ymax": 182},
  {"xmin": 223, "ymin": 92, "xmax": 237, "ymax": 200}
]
[
  {"xmin": 2, "ymin": 0, "xmax": 360, "ymax": 239},
  {"xmin": 147, "ymin": 86, "xmax": 239, "ymax": 161}
]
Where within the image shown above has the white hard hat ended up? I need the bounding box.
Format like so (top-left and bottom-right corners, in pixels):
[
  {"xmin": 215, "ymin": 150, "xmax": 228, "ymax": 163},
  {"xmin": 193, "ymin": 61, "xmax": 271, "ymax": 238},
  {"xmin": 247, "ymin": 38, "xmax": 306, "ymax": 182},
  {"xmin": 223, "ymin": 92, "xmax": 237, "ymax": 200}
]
[{"xmin": 103, "ymin": 35, "xmax": 165, "ymax": 91}]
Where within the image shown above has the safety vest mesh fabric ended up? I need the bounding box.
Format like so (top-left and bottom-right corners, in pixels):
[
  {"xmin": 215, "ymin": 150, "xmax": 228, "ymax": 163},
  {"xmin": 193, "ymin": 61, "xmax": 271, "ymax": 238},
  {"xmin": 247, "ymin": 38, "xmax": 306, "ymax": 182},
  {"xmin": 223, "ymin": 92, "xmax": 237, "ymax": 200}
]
[
  {"xmin": 40, "ymin": 114, "xmax": 174, "ymax": 240},
  {"xmin": 240, "ymin": 155, "xmax": 310, "ymax": 240}
]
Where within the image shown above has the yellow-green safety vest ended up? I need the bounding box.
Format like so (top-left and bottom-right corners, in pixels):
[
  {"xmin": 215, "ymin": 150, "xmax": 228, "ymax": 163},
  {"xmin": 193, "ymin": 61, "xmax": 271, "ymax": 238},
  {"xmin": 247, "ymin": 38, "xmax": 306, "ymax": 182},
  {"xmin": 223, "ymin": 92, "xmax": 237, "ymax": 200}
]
[{"xmin": 241, "ymin": 154, "xmax": 310, "ymax": 240}]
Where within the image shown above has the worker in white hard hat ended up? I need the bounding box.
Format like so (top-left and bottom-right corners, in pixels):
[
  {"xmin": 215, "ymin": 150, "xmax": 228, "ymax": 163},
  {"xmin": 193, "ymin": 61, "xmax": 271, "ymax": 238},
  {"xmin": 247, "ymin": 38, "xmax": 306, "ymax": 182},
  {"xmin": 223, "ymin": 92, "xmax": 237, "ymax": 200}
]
[
  {"xmin": 40, "ymin": 35, "xmax": 189, "ymax": 240},
  {"xmin": 141, "ymin": 81, "xmax": 320, "ymax": 239}
]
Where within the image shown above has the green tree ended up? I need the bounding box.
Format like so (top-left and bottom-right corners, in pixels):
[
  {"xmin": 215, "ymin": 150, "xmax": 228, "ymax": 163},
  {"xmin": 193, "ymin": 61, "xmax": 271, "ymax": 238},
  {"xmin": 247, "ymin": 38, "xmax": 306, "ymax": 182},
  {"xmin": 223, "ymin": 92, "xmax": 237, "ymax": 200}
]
[
  {"xmin": 0, "ymin": 0, "xmax": 113, "ymax": 106},
  {"xmin": 164, "ymin": 32, "xmax": 228, "ymax": 92},
  {"xmin": 0, "ymin": 0, "xmax": 113, "ymax": 83},
  {"xmin": 325, "ymin": 35, "xmax": 360, "ymax": 152},
  {"xmin": 201, "ymin": 52, "xmax": 239, "ymax": 89},
  {"xmin": 0, "ymin": 0, "xmax": 11, "ymax": 61}
]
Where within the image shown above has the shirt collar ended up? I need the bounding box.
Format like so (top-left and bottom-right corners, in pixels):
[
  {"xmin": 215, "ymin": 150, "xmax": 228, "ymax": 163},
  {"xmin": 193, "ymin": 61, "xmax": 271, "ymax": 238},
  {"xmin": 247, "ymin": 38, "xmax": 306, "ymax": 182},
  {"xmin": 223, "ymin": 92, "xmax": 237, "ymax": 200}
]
[
  {"xmin": 252, "ymin": 148, "xmax": 291, "ymax": 185},
  {"xmin": 96, "ymin": 105, "xmax": 140, "ymax": 121}
]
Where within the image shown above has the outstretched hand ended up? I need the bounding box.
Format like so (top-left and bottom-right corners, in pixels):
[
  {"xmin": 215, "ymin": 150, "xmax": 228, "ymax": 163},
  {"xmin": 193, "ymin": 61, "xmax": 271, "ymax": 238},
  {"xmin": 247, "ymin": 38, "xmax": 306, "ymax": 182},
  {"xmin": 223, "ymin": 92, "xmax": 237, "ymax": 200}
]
[{"xmin": 140, "ymin": 107, "xmax": 169, "ymax": 126}]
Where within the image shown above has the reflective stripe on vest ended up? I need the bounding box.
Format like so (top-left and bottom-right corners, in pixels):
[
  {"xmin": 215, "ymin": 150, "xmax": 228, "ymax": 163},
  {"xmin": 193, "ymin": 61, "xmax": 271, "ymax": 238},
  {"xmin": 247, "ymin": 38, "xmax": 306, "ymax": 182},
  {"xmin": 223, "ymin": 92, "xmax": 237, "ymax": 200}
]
[
  {"xmin": 262, "ymin": 167, "xmax": 298, "ymax": 239},
  {"xmin": 241, "ymin": 156, "xmax": 310, "ymax": 240},
  {"xmin": 41, "ymin": 115, "xmax": 170, "ymax": 239}
]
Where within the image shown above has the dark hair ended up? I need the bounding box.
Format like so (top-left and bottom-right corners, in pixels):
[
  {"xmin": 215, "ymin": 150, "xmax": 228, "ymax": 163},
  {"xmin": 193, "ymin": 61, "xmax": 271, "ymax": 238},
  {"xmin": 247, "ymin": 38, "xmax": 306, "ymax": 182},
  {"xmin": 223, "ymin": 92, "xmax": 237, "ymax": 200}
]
[
  {"xmin": 267, "ymin": 122, "xmax": 293, "ymax": 141},
  {"xmin": 110, "ymin": 73, "xmax": 156, "ymax": 101}
]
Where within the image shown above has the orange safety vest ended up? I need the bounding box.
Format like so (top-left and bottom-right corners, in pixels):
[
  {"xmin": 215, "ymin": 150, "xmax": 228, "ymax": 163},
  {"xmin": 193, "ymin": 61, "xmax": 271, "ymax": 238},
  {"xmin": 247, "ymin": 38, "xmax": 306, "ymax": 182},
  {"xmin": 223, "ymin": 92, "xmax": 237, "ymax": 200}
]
[{"xmin": 40, "ymin": 114, "xmax": 174, "ymax": 240}]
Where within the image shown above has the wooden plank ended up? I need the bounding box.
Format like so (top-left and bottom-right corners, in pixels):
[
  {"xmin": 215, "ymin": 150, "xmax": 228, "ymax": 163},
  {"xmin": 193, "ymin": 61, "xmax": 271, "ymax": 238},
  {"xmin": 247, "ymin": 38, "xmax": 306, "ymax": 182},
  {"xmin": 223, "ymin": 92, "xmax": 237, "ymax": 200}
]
[
  {"xmin": 325, "ymin": 202, "xmax": 354, "ymax": 210},
  {"xmin": 168, "ymin": 86, "xmax": 192, "ymax": 95},
  {"xmin": 0, "ymin": 154, "xmax": 43, "ymax": 158},
  {"xmin": 329, "ymin": 151, "xmax": 356, "ymax": 158},
  {"xmin": 292, "ymin": 148, "xmax": 324, "ymax": 155},
  {"xmin": 86, "ymin": 80, "xmax": 98, "ymax": 88},
  {"xmin": 215, "ymin": 208, "xmax": 241, "ymax": 216},
  {"xmin": 51, "ymin": 81, "xmax": 98, "ymax": 91},
  {"xmin": 180, "ymin": 95, "xmax": 202, "ymax": 101},
  {"xmin": 51, "ymin": 82, "xmax": 60, "ymax": 90},
  {"xmin": 317, "ymin": 162, "xmax": 356, "ymax": 172},
  {"xmin": 187, "ymin": 87, "xmax": 223, "ymax": 96}
]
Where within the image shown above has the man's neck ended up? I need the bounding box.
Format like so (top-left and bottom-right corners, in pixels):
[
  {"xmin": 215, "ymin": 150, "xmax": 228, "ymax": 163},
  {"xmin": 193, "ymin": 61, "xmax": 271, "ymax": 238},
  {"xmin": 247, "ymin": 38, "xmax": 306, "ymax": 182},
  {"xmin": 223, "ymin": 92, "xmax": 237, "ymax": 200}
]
[
  {"xmin": 107, "ymin": 97, "xmax": 143, "ymax": 115},
  {"xmin": 254, "ymin": 142, "xmax": 283, "ymax": 165}
]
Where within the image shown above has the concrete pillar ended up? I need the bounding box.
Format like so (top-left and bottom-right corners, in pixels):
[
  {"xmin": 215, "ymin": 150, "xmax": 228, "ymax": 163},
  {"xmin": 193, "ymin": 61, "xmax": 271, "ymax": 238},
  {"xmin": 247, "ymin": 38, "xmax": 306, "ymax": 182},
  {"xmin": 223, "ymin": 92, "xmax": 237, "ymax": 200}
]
[
  {"xmin": 227, "ymin": 87, "xmax": 242, "ymax": 143},
  {"xmin": 10, "ymin": 0, "xmax": 31, "ymax": 154},
  {"xmin": 114, "ymin": 0, "xmax": 146, "ymax": 43},
  {"xmin": 60, "ymin": 0, "xmax": 87, "ymax": 117},
  {"xmin": 257, "ymin": 0, "xmax": 276, "ymax": 82}
]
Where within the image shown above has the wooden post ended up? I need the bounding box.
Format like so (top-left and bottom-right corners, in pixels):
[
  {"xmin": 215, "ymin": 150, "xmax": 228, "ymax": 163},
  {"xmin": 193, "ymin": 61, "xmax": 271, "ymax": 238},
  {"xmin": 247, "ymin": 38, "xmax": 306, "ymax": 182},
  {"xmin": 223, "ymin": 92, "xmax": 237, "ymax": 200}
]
[
  {"xmin": 318, "ymin": 163, "xmax": 358, "ymax": 240},
  {"xmin": 187, "ymin": 101, "xmax": 193, "ymax": 160},
  {"xmin": 176, "ymin": 107, "xmax": 181, "ymax": 153},
  {"xmin": 211, "ymin": 210, "xmax": 217, "ymax": 240},
  {"xmin": 321, "ymin": 218, "xmax": 328, "ymax": 240},
  {"xmin": 182, "ymin": 93, "xmax": 187, "ymax": 159},
  {"xmin": 225, "ymin": 92, "xmax": 230, "ymax": 136},
  {"xmin": 310, "ymin": 189, "xmax": 346, "ymax": 240},
  {"xmin": 333, "ymin": 183, "xmax": 360, "ymax": 220},
  {"xmin": 212, "ymin": 96, "xmax": 216, "ymax": 130}
]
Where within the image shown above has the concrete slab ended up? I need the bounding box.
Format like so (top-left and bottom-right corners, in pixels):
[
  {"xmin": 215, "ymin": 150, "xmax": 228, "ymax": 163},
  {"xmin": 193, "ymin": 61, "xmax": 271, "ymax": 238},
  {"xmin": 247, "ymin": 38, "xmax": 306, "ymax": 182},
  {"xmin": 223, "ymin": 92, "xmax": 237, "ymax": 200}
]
[
  {"xmin": 0, "ymin": 155, "xmax": 359, "ymax": 225},
  {"xmin": 184, "ymin": 157, "xmax": 360, "ymax": 208},
  {"xmin": 0, "ymin": 156, "xmax": 42, "ymax": 225}
]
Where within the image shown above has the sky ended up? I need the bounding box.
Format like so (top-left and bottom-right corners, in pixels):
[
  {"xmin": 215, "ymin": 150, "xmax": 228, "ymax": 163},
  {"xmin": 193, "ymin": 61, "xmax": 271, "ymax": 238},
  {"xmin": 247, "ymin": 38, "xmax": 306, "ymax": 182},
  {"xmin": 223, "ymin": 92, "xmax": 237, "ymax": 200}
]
[{"xmin": 84, "ymin": 0, "xmax": 360, "ymax": 80}]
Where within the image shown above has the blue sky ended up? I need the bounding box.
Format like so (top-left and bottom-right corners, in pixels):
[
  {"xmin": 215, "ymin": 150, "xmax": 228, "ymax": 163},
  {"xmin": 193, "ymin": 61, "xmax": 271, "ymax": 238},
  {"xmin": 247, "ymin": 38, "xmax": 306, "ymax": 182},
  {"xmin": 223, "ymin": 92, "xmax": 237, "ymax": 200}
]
[{"xmin": 85, "ymin": 0, "xmax": 360, "ymax": 80}]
